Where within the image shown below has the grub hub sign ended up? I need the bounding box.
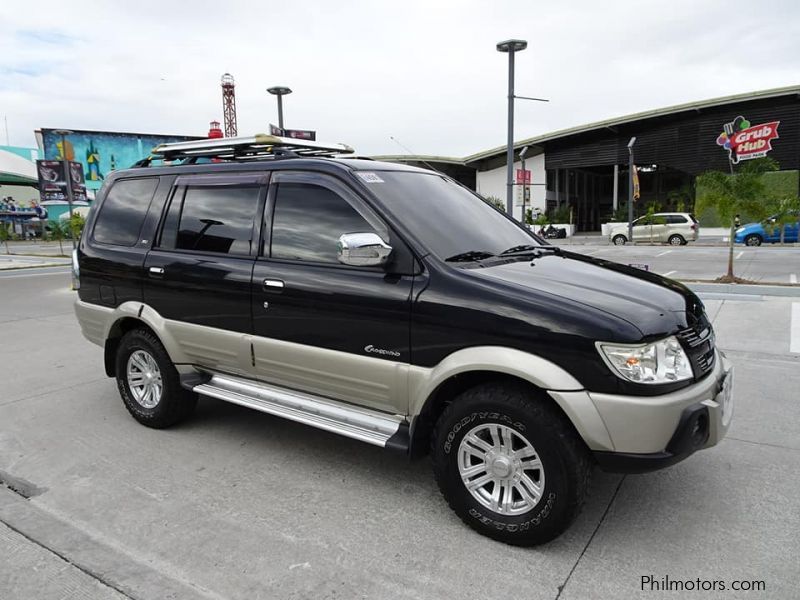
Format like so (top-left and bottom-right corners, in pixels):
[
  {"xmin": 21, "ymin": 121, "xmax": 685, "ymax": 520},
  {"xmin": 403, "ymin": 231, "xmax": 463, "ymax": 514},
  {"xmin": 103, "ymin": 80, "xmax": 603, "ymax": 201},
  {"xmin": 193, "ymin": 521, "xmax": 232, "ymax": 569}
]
[{"xmin": 716, "ymin": 115, "xmax": 780, "ymax": 164}]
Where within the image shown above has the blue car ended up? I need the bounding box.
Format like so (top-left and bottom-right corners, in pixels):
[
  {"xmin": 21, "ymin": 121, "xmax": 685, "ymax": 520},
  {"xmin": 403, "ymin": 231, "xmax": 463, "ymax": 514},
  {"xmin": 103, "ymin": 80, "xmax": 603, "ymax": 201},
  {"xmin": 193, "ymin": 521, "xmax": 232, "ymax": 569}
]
[{"xmin": 734, "ymin": 212, "xmax": 800, "ymax": 246}]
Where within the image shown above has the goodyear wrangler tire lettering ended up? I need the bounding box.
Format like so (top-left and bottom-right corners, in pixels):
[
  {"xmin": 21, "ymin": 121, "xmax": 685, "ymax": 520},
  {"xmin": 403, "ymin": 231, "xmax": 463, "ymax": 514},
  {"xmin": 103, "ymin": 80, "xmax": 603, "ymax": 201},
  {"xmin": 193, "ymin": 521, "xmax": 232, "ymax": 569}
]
[
  {"xmin": 467, "ymin": 492, "xmax": 556, "ymax": 532},
  {"xmin": 432, "ymin": 382, "xmax": 591, "ymax": 546}
]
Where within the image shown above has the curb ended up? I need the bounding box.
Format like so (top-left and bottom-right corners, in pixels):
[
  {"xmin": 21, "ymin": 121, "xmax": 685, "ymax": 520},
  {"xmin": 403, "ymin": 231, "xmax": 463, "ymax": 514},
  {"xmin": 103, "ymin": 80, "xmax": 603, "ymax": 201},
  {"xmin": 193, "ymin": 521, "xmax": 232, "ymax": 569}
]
[{"xmin": 685, "ymin": 282, "xmax": 800, "ymax": 297}]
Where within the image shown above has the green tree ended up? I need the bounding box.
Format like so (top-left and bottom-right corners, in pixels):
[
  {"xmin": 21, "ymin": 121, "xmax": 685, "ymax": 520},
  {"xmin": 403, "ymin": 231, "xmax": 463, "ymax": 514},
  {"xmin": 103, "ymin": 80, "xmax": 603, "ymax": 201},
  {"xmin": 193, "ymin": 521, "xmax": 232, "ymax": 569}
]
[
  {"xmin": 68, "ymin": 212, "xmax": 86, "ymax": 240},
  {"xmin": 644, "ymin": 202, "xmax": 665, "ymax": 242},
  {"xmin": 695, "ymin": 158, "xmax": 778, "ymax": 281},
  {"xmin": 0, "ymin": 222, "xmax": 11, "ymax": 254},
  {"xmin": 482, "ymin": 195, "xmax": 505, "ymax": 211},
  {"xmin": 48, "ymin": 220, "xmax": 68, "ymax": 256}
]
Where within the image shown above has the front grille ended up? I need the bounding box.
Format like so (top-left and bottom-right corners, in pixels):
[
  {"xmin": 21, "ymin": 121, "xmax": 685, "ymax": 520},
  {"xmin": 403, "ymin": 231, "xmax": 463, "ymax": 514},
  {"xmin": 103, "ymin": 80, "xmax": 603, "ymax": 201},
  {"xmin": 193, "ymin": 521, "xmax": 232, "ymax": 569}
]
[{"xmin": 677, "ymin": 323, "xmax": 715, "ymax": 377}]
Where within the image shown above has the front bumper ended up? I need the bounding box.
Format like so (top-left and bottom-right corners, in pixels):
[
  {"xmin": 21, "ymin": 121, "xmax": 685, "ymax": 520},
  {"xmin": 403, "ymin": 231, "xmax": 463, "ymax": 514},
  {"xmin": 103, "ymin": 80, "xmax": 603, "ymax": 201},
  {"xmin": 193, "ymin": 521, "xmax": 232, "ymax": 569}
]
[{"xmin": 590, "ymin": 350, "xmax": 733, "ymax": 473}]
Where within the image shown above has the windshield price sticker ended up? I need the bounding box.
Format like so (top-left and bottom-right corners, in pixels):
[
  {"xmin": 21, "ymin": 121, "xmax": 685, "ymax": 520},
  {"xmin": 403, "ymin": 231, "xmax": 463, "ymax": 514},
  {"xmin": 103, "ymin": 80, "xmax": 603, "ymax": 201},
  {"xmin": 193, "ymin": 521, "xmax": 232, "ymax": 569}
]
[{"xmin": 356, "ymin": 172, "xmax": 385, "ymax": 183}]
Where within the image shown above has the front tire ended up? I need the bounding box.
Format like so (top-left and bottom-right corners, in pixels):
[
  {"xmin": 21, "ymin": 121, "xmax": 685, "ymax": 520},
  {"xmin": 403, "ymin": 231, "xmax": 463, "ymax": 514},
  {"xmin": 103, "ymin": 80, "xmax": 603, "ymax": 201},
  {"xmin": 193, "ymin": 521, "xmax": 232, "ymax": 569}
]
[
  {"xmin": 612, "ymin": 234, "xmax": 627, "ymax": 246},
  {"xmin": 744, "ymin": 234, "xmax": 762, "ymax": 247},
  {"xmin": 431, "ymin": 382, "xmax": 591, "ymax": 546},
  {"xmin": 115, "ymin": 328, "xmax": 197, "ymax": 428}
]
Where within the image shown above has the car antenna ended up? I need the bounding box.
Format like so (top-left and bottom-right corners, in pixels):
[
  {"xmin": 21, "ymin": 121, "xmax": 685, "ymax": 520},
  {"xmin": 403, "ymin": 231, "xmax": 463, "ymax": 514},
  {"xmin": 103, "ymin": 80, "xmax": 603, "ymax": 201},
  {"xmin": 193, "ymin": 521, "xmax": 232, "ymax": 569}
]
[{"xmin": 389, "ymin": 136, "xmax": 445, "ymax": 175}]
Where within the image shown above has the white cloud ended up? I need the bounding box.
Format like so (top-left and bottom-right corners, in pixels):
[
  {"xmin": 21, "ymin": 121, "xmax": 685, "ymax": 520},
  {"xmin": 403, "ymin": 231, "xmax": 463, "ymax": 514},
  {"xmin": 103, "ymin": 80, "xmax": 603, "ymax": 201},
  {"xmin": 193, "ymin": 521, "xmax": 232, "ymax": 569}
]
[{"xmin": 1, "ymin": 0, "xmax": 798, "ymax": 157}]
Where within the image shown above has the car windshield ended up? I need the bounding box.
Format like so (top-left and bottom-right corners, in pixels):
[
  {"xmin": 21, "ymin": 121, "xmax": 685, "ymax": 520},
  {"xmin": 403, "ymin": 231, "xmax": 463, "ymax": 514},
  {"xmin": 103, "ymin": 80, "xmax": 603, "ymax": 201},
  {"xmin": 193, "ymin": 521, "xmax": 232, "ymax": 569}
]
[{"xmin": 359, "ymin": 171, "xmax": 537, "ymax": 261}]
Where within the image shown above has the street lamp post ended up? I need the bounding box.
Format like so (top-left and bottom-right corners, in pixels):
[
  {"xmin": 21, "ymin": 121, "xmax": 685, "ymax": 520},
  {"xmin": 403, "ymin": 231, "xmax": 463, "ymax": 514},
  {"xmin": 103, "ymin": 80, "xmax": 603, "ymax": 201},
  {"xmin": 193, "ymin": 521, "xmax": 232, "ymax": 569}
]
[
  {"xmin": 52, "ymin": 129, "xmax": 76, "ymax": 250},
  {"xmin": 496, "ymin": 39, "xmax": 527, "ymax": 218},
  {"xmin": 627, "ymin": 137, "xmax": 637, "ymax": 243},
  {"xmin": 267, "ymin": 86, "xmax": 292, "ymax": 130}
]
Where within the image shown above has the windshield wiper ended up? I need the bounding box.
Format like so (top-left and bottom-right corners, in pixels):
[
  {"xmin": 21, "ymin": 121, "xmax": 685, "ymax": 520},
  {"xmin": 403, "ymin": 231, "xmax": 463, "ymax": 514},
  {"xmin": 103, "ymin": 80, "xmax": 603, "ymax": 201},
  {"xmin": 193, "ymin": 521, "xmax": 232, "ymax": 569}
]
[
  {"xmin": 499, "ymin": 245, "xmax": 562, "ymax": 257},
  {"xmin": 445, "ymin": 250, "xmax": 496, "ymax": 263}
]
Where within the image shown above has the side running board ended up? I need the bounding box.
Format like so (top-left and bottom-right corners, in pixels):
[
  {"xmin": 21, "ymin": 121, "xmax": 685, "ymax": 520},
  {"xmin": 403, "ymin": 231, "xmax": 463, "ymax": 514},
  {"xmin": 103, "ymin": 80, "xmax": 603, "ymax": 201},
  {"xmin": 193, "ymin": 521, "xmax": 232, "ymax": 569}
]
[{"xmin": 193, "ymin": 374, "xmax": 409, "ymax": 452}]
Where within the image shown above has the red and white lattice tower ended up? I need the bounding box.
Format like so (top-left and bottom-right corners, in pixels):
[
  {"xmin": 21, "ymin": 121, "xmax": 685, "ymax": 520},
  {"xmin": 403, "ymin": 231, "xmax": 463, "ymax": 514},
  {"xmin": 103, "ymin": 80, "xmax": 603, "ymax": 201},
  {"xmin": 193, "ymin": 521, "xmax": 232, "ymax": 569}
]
[{"xmin": 221, "ymin": 73, "xmax": 238, "ymax": 137}]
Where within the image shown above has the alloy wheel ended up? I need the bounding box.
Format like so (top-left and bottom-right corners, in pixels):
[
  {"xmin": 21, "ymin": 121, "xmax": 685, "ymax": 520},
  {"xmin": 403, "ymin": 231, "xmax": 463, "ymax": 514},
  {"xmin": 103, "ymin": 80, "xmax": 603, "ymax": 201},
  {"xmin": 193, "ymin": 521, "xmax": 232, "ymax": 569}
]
[
  {"xmin": 457, "ymin": 423, "xmax": 545, "ymax": 516},
  {"xmin": 126, "ymin": 350, "xmax": 163, "ymax": 409}
]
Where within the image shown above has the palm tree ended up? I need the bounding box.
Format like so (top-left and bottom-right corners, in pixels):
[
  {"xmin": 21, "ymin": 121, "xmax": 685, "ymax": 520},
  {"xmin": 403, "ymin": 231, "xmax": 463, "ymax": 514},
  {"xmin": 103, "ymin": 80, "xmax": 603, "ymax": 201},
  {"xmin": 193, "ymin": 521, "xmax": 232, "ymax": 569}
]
[
  {"xmin": 0, "ymin": 221, "xmax": 11, "ymax": 254},
  {"xmin": 48, "ymin": 220, "xmax": 68, "ymax": 256},
  {"xmin": 695, "ymin": 158, "xmax": 776, "ymax": 282}
]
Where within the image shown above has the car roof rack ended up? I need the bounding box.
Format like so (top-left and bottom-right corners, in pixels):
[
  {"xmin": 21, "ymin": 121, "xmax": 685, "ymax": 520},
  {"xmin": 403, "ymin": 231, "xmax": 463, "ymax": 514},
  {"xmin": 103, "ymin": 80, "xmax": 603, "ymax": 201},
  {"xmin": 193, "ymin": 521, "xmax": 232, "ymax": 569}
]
[{"xmin": 133, "ymin": 134, "xmax": 355, "ymax": 167}]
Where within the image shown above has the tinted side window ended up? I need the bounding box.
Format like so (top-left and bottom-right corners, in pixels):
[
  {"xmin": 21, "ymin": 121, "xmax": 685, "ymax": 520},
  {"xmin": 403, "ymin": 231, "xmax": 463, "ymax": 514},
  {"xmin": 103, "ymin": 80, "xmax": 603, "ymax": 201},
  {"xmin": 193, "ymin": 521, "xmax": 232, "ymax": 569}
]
[
  {"xmin": 93, "ymin": 178, "xmax": 159, "ymax": 246},
  {"xmin": 170, "ymin": 186, "xmax": 260, "ymax": 255},
  {"xmin": 271, "ymin": 183, "xmax": 378, "ymax": 263},
  {"xmin": 666, "ymin": 215, "xmax": 687, "ymax": 224}
]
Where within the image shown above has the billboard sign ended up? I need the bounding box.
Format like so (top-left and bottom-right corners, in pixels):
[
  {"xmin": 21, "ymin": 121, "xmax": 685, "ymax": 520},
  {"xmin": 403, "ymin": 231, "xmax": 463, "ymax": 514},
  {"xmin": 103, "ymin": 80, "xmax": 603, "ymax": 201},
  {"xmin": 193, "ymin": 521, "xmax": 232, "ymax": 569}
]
[
  {"xmin": 40, "ymin": 129, "xmax": 200, "ymax": 192},
  {"xmin": 36, "ymin": 160, "xmax": 87, "ymax": 202},
  {"xmin": 716, "ymin": 116, "xmax": 780, "ymax": 164}
]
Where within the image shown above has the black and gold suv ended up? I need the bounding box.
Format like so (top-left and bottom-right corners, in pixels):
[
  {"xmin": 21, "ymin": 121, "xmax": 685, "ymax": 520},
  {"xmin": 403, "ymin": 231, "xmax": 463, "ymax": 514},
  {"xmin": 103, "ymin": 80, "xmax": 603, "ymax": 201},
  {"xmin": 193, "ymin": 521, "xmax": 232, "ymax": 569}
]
[{"xmin": 74, "ymin": 135, "xmax": 733, "ymax": 545}]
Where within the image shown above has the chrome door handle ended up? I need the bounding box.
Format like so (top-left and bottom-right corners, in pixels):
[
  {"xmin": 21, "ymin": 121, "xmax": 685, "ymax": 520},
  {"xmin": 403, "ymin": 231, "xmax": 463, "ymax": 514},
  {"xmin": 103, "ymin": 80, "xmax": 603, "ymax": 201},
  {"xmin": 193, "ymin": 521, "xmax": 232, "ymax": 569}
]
[
  {"xmin": 263, "ymin": 279, "xmax": 284, "ymax": 290},
  {"xmin": 149, "ymin": 266, "xmax": 165, "ymax": 275}
]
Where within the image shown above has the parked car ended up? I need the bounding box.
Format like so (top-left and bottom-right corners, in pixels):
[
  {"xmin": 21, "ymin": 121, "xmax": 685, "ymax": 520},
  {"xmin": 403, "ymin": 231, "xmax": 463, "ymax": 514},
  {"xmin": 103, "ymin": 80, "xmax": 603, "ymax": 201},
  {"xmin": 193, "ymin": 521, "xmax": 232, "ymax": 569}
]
[
  {"xmin": 734, "ymin": 213, "xmax": 800, "ymax": 246},
  {"xmin": 73, "ymin": 135, "xmax": 733, "ymax": 546},
  {"xmin": 609, "ymin": 212, "xmax": 699, "ymax": 246}
]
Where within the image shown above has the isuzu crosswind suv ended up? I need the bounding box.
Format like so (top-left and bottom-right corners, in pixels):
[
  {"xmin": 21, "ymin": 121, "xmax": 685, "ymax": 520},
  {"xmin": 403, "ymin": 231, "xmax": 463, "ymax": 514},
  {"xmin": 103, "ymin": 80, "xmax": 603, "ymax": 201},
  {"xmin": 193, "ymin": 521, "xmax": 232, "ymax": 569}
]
[{"xmin": 74, "ymin": 135, "xmax": 733, "ymax": 545}]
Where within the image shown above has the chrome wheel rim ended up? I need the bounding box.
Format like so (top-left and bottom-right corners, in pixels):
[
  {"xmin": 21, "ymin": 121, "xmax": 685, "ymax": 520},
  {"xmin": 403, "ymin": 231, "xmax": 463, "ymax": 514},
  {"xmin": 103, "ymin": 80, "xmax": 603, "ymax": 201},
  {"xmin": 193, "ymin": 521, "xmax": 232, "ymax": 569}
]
[
  {"xmin": 458, "ymin": 423, "xmax": 545, "ymax": 516},
  {"xmin": 670, "ymin": 236, "xmax": 682, "ymax": 245},
  {"xmin": 126, "ymin": 350, "xmax": 162, "ymax": 409}
]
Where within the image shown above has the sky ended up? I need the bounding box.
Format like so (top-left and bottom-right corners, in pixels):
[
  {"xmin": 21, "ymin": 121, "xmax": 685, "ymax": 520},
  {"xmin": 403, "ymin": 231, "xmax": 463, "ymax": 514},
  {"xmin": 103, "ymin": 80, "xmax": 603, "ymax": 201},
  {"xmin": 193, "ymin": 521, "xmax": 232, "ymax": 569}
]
[{"xmin": 1, "ymin": 0, "xmax": 799, "ymax": 158}]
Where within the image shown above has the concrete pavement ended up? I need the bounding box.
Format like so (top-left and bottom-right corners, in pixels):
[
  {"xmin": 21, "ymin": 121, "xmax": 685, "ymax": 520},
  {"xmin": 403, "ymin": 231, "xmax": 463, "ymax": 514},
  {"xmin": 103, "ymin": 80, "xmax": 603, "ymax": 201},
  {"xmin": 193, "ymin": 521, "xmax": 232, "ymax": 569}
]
[{"xmin": 1, "ymin": 271, "xmax": 798, "ymax": 599}]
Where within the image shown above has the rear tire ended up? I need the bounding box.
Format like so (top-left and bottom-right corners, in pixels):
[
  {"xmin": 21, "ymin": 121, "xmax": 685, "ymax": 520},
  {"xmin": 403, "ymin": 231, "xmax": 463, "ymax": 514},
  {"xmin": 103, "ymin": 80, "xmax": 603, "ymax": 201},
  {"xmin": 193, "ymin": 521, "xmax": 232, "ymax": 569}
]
[
  {"xmin": 612, "ymin": 235, "xmax": 627, "ymax": 246},
  {"xmin": 431, "ymin": 382, "xmax": 591, "ymax": 546},
  {"xmin": 668, "ymin": 234, "xmax": 685, "ymax": 246},
  {"xmin": 115, "ymin": 328, "xmax": 197, "ymax": 428},
  {"xmin": 744, "ymin": 234, "xmax": 762, "ymax": 247}
]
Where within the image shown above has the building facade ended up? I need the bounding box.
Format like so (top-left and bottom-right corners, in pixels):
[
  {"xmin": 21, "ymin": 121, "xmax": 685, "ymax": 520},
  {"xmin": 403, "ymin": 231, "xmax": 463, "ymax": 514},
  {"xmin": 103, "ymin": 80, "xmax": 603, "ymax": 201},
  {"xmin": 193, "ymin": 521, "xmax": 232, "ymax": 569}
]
[{"xmin": 377, "ymin": 85, "xmax": 800, "ymax": 230}]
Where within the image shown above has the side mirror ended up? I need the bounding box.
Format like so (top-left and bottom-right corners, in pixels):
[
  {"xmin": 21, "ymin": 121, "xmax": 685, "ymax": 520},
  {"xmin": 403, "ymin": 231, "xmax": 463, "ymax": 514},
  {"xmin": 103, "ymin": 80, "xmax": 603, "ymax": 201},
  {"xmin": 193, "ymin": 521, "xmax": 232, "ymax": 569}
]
[{"xmin": 337, "ymin": 232, "xmax": 392, "ymax": 267}]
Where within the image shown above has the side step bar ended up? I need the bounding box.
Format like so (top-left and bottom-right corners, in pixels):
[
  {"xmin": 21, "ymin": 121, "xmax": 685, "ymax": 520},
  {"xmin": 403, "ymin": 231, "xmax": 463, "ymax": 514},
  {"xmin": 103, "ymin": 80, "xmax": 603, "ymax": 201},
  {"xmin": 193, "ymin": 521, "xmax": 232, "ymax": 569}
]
[{"xmin": 193, "ymin": 374, "xmax": 409, "ymax": 451}]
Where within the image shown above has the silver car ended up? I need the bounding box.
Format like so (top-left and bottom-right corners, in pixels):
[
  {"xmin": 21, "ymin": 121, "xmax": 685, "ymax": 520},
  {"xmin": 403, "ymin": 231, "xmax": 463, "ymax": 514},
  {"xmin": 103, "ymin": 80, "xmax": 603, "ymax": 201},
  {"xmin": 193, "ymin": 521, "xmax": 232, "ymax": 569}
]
[{"xmin": 609, "ymin": 212, "xmax": 699, "ymax": 245}]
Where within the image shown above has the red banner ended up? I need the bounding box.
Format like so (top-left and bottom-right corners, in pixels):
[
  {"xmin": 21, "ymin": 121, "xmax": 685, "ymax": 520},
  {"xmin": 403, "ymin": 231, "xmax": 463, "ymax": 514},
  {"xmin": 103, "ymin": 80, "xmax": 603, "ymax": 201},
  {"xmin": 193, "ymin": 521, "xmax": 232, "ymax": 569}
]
[{"xmin": 515, "ymin": 169, "xmax": 531, "ymax": 184}]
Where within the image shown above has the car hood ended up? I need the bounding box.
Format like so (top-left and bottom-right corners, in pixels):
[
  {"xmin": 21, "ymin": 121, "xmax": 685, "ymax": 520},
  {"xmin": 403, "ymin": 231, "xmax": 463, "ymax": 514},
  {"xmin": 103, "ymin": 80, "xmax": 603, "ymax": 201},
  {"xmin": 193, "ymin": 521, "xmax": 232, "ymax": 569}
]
[
  {"xmin": 465, "ymin": 251, "xmax": 701, "ymax": 338},
  {"xmin": 739, "ymin": 222, "xmax": 764, "ymax": 231}
]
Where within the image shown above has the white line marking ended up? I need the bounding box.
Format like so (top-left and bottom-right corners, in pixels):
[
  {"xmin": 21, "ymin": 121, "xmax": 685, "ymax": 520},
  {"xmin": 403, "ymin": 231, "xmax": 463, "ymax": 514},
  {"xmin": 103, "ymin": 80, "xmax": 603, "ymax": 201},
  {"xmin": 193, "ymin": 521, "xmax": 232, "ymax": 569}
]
[
  {"xmin": 792, "ymin": 303, "xmax": 800, "ymax": 354},
  {"xmin": 656, "ymin": 250, "xmax": 672, "ymax": 257},
  {"xmin": 736, "ymin": 251, "xmax": 744, "ymax": 259},
  {"xmin": 791, "ymin": 274, "xmax": 798, "ymax": 284},
  {"xmin": 663, "ymin": 270, "xmax": 677, "ymax": 277},
  {"xmin": 584, "ymin": 249, "xmax": 602, "ymax": 256},
  {"xmin": 0, "ymin": 270, "xmax": 69, "ymax": 279}
]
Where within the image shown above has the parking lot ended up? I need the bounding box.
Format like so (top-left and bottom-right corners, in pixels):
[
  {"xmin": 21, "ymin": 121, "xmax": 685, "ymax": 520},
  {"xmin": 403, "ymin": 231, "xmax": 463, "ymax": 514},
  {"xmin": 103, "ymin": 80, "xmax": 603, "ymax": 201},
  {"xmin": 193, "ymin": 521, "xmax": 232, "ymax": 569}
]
[
  {"xmin": 552, "ymin": 238, "xmax": 800, "ymax": 285},
  {"xmin": 1, "ymin": 262, "xmax": 799, "ymax": 600}
]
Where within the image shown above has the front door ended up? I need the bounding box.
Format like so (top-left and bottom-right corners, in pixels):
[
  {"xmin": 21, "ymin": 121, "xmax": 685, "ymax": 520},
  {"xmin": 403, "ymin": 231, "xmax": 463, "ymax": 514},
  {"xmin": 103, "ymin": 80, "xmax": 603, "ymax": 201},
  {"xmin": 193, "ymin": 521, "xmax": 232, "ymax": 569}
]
[
  {"xmin": 143, "ymin": 173, "xmax": 266, "ymax": 375},
  {"xmin": 251, "ymin": 171, "xmax": 414, "ymax": 415}
]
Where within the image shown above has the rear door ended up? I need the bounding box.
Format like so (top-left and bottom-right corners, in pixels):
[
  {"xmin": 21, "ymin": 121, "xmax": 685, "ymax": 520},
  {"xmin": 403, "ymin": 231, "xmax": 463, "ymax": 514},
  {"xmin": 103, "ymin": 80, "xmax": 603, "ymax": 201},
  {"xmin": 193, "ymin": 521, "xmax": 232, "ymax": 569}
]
[
  {"xmin": 250, "ymin": 171, "xmax": 415, "ymax": 415},
  {"xmin": 80, "ymin": 176, "xmax": 164, "ymax": 307},
  {"xmin": 664, "ymin": 214, "xmax": 689, "ymax": 241},
  {"xmin": 143, "ymin": 173, "xmax": 267, "ymax": 375}
]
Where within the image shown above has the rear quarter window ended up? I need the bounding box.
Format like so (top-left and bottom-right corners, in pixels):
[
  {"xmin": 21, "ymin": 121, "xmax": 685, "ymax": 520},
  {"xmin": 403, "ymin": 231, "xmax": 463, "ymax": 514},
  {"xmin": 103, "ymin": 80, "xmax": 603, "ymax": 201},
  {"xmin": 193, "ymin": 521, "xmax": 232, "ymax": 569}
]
[
  {"xmin": 666, "ymin": 215, "xmax": 688, "ymax": 224},
  {"xmin": 92, "ymin": 178, "xmax": 159, "ymax": 246}
]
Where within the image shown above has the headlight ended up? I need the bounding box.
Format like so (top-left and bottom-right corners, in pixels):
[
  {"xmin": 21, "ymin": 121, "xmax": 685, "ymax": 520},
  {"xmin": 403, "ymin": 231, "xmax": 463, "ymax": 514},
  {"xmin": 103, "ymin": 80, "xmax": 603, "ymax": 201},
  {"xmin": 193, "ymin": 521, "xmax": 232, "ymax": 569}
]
[
  {"xmin": 596, "ymin": 336, "xmax": 693, "ymax": 384},
  {"xmin": 735, "ymin": 227, "xmax": 745, "ymax": 234}
]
